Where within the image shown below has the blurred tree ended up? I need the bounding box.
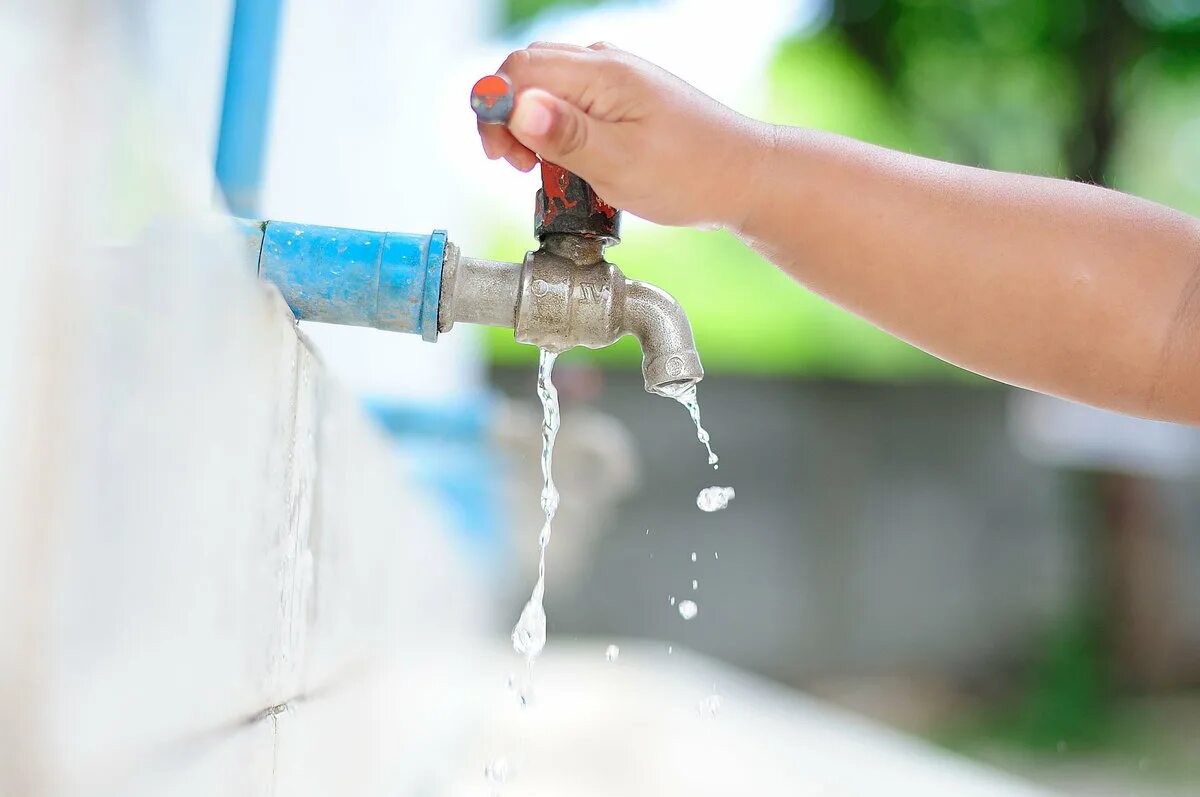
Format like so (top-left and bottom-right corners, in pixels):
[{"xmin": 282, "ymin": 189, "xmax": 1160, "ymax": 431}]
[{"xmin": 829, "ymin": 0, "xmax": 1200, "ymax": 188}]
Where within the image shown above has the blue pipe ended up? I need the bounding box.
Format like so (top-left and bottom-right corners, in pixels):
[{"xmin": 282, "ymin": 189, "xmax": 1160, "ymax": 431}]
[
  {"xmin": 215, "ymin": 0, "xmax": 285, "ymax": 217},
  {"xmin": 239, "ymin": 219, "xmax": 446, "ymax": 341}
]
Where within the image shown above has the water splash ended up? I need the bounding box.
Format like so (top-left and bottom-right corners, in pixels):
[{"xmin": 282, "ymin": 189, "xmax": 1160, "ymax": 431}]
[
  {"xmin": 511, "ymin": 350, "xmax": 561, "ymax": 663},
  {"xmin": 484, "ymin": 757, "xmax": 510, "ymax": 788},
  {"xmin": 605, "ymin": 644, "xmax": 620, "ymax": 663},
  {"xmin": 697, "ymin": 692, "xmax": 722, "ymax": 718},
  {"xmin": 697, "ymin": 486, "xmax": 735, "ymax": 513},
  {"xmin": 678, "ymin": 599, "xmax": 698, "ymax": 620},
  {"xmin": 659, "ymin": 382, "xmax": 718, "ymax": 468}
]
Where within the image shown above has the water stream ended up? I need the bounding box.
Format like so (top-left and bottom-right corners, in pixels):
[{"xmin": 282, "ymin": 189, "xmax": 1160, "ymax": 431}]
[
  {"xmin": 659, "ymin": 381, "xmax": 734, "ymax": 513},
  {"xmin": 510, "ymin": 349, "xmax": 561, "ymax": 663},
  {"xmin": 660, "ymin": 382, "xmax": 719, "ymax": 468}
]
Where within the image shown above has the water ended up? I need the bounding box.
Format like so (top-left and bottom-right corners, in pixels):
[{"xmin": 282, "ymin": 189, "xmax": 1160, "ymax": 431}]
[
  {"xmin": 605, "ymin": 644, "xmax": 620, "ymax": 662},
  {"xmin": 660, "ymin": 382, "xmax": 718, "ymax": 468},
  {"xmin": 484, "ymin": 758, "xmax": 510, "ymax": 787},
  {"xmin": 678, "ymin": 599, "xmax": 698, "ymax": 620},
  {"xmin": 697, "ymin": 692, "xmax": 722, "ymax": 718},
  {"xmin": 696, "ymin": 485, "xmax": 735, "ymax": 512},
  {"xmin": 511, "ymin": 349, "xmax": 561, "ymax": 663},
  {"xmin": 692, "ymin": 579, "xmax": 698, "ymax": 591}
]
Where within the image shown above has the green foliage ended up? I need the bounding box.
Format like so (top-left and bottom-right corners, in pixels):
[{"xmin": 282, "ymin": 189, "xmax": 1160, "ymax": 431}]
[{"xmin": 502, "ymin": 0, "xmax": 605, "ymax": 28}]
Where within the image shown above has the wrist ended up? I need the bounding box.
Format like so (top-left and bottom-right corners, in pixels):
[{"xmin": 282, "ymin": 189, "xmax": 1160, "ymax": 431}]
[{"xmin": 717, "ymin": 119, "xmax": 782, "ymax": 236}]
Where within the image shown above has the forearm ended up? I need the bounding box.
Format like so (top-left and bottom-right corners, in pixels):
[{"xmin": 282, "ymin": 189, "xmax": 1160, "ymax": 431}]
[{"xmin": 733, "ymin": 126, "xmax": 1200, "ymax": 423}]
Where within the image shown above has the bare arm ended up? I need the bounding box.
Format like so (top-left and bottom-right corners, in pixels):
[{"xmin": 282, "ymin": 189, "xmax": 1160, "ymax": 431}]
[
  {"xmin": 482, "ymin": 43, "xmax": 1200, "ymax": 423},
  {"xmin": 740, "ymin": 128, "xmax": 1200, "ymax": 422}
]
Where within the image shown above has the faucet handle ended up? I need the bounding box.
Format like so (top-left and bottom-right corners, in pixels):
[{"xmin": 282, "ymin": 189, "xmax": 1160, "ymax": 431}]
[
  {"xmin": 471, "ymin": 74, "xmax": 621, "ymax": 246},
  {"xmin": 535, "ymin": 162, "xmax": 620, "ymax": 245}
]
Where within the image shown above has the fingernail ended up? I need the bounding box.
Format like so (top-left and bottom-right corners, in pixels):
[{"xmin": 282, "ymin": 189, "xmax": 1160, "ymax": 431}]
[{"xmin": 512, "ymin": 96, "xmax": 553, "ymax": 138}]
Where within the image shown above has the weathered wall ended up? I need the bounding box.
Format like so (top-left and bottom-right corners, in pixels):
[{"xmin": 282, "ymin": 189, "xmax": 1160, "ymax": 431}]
[{"xmin": 0, "ymin": 5, "xmax": 488, "ymax": 795}]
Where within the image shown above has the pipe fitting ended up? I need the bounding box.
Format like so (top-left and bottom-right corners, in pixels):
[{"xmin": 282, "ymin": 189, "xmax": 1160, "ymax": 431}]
[{"xmin": 439, "ymin": 233, "xmax": 703, "ymax": 394}]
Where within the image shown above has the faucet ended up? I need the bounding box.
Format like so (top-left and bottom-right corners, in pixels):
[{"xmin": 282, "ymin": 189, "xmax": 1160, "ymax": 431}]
[
  {"xmin": 439, "ymin": 161, "xmax": 703, "ymax": 394},
  {"xmin": 238, "ymin": 76, "xmax": 703, "ymax": 394}
]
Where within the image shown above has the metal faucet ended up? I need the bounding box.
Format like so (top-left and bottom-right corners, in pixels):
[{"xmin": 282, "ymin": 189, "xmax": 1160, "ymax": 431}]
[
  {"xmin": 439, "ymin": 161, "xmax": 703, "ymax": 394},
  {"xmin": 238, "ymin": 76, "xmax": 704, "ymax": 394}
]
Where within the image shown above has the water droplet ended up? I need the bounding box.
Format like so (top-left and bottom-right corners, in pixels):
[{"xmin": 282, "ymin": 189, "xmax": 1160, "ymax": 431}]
[
  {"xmin": 669, "ymin": 595, "xmax": 676, "ymax": 606},
  {"xmin": 696, "ymin": 486, "xmax": 735, "ymax": 512},
  {"xmin": 511, "ymin": 597, "xmax": 546, "ymax": 660},
  {"xmin": 667, "ymin": 645, "xmax": 673, "ymax": 654},
  {"xmin": 692, "ymin": 579, "xmax": 699, "ymax": 591},
  {"xmin": 714, "ymin": 551, "xmax": 719, "ymax": 560},
  {"xmin": 484, "ymin": 757, "xmax": 509, "ymax": 785},
  {"xmin": 678, "ymin": 600, "xmax": 698, "ymax": 620},
  {"xmin": 605, "ymin": 644, "xmax": 620, "ymax": 662},
  {"xmin": 690, "ymin": 551, "xmax": 697, "ymax": 562},
  {"xmin": 697, "ymin": 693, "xmax": 722, "ymax": 718}
]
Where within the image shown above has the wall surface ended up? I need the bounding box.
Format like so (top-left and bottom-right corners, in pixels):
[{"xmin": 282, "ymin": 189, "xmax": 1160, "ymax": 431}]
[{"xmin": 0, "ymin": 4, "xmax": 488, "ymax": 795}]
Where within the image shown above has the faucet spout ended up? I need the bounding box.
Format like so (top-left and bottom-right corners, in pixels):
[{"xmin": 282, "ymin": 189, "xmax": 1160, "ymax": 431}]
[
  {"xmin": 621, "ymin": 280, "xmax": 704, "ymax": 394},
  {"xmin": 463, "ymin": 233, "xmax": 704, "ymax": 393}
]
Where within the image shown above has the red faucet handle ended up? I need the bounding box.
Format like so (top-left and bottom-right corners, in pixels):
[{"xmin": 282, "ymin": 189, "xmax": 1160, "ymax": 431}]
[
  {"xmin": 535, "ymin": 161, "xmax": 620, "ymax": 244},
  {"xmin": 470, "ymin": 74, "xmax": 514, "ymax": 124},
  {"xmin": 470, "ymin": 74, "xmax": 620, "ymax": 244}
]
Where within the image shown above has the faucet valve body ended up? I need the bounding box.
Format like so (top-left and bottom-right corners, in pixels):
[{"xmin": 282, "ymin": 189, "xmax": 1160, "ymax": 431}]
[{"xmin": 514, "ymin": 236, "xmax": 621, "ymax": 351}]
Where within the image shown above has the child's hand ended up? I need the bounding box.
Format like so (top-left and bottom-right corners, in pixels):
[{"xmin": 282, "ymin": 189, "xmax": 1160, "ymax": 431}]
[{"xmin": 478, "ymin": 42, "xmax": 770, "ymax": 230}]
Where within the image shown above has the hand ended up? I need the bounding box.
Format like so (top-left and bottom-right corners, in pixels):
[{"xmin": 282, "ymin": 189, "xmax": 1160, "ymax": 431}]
[{"xmin": 477, "ymin": 42, "xmax": 772, "ymax": 230}]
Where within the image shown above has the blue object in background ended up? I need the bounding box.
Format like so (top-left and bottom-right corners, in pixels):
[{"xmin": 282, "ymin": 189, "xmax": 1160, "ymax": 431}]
[
  {"xmin": 215, "ymin": 0, "xmax": 285, "ymax": 217},
  {"xmin": 367, "ymin": 397, "xmax": 510, "ymax": 570}
]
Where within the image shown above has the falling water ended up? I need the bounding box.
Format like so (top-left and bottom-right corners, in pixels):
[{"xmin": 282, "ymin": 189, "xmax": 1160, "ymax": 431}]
[
  {"xmin": 511, "ymin": 349, "xmax": 561, "ymax": 663},
  {"xmin": 659, "ymin": 382, "xmax": 719, "ymax": 468},
  {"xmin": 697, "ymin": 485, "xmax": 735, "ymax": 512},
  {"xmin": 697, "ymin": 691, "xmax": 722, "ymax": 718}
]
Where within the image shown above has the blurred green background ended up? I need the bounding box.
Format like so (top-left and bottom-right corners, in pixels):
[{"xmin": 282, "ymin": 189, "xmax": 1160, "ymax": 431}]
[{"xmin": 485, "ymin": 0, "xmax": 1200, "ymax": 378}]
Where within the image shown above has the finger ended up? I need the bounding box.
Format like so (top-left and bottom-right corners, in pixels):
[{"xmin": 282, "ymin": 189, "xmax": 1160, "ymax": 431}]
[
  {"xmin": 497, "ymin": 47, "xmax": 598, "ymax": 108},
  {"xmin": 528, "ymin": 41, "xmax": 588, "ymax": 52},
  {"xmin": 509, "ymin": 88, "xmax": 617, "ymax": 179},
  {"xmin": 478, "ymin": 119, "xmax": 517, "ymax": 159},
  {"xmin": 505, "ymin": 149, "xmax": 538, "ymax": 172}
]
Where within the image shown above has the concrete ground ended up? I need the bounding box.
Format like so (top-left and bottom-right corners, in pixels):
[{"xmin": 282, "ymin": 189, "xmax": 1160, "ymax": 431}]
[{"xmin": 448, "ymin": 641, "xmax": 1054, "ymax": 797}]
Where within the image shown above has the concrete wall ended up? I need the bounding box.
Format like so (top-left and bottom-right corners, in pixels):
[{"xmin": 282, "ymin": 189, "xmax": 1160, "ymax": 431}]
[{"xmin": 0, "ymin": 5, "xmax": 489, "ymax": 795}]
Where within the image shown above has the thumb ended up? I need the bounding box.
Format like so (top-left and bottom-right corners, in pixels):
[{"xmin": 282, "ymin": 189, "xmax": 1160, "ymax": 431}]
[{"xmin": 509, "ymin": 88, "xmax": 610, "ymax": 177}]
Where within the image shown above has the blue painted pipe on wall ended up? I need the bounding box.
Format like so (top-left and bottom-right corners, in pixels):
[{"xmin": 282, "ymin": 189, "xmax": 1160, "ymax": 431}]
[
  {"xmin": 239, "ymin": 219, "xmax": 446, "ymax": 342},
  {"xmin": 215, "ymin": 0, "xmax": 284, "ymax": 217}
]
